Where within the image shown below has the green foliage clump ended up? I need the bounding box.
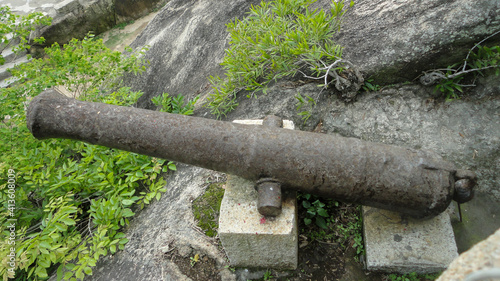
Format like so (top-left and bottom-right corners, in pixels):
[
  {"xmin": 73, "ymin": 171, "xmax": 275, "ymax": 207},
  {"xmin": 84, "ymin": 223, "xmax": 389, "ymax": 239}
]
[
  {"xmin": 152, "ymin": 93, "xmax": 200, "ymax": 115},
  {"xmin": 0, "ymin": 6, "xmax": 52, "ymax": 65},
  {"xmin": 5, "ymin": 34, "xmax": 148, "ymax": 104},
  {"xmin": 191, "ymin": 183, "xmax": 225, "ymax": 237},
  {"xmin": 298, "ymin": 194, "xmax": 365, "ymax": 260},
  {"xmin": 362, "ymin": 78, "xmax": 381, "ymax": 92},
  {"xmin": 207, "ymin": 0, "xmax": 353, "ymax": 118},
  {"xmin": 0, "ymin": 10, "xmax": 191, "ymax": 280},
  {"xmin": 295, "ymin": 92, "xmax": 316, "ymax": 123},
  {"xmin": 421, "ymin": 31, "xmax": 500, "ymax": 100},
  {"xmin": 301, "ymin": 193, "xmax": 332, "ymax": 229},
  {"xmin": 335, "ymin": 206, "xmax": 364, "ymax": 257},
  {"xmin": 436, "ymin": 45, "xmax": 500, "ymax": 100}
]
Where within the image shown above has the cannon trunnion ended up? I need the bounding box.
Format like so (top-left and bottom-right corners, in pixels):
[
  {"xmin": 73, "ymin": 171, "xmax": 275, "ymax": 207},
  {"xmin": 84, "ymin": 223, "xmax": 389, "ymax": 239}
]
[{"xmin": 27, "ymin": 90, "xmax": 476, "ymax": 219}]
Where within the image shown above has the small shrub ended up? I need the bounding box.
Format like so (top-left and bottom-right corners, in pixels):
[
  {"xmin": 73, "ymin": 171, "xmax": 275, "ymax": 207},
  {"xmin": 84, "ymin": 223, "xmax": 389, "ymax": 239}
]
[
  {"xmin": 151, "ymin": 93, "xmax": 199, "ymax": 115},
  {"xmin": 207, "ymin": 0, "xmax": 354, "ymax": 118},
  {"xmin": 0, "ymin": 6, "xmax": 52, "ymax": 65},
  {"xmin": 0, "ymin": 18, "xmax": 191, "ymax": 280}
]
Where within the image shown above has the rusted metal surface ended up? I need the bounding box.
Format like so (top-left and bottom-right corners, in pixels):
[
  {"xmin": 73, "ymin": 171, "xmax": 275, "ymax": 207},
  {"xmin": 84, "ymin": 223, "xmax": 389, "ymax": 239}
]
[
  {"xmin": 256, "ymin": 115, "xmax": 285, "ymax": 216},
  {"xmin": 27, "ymin": 90, "xmax": 476, "ymax": 219}
]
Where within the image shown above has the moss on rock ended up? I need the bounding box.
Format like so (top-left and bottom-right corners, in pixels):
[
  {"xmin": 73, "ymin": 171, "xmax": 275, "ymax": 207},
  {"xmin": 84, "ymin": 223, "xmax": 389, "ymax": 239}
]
[{"xmin": 192, "ymin": 182, "xmax": 225, "ymax": 237}]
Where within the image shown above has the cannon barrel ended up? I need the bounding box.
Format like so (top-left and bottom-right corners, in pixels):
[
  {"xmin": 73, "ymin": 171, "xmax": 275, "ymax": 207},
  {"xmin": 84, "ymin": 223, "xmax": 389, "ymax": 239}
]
[{"xmin": 27, "ymin": 90, "xmax": 475, "ymax": 219}]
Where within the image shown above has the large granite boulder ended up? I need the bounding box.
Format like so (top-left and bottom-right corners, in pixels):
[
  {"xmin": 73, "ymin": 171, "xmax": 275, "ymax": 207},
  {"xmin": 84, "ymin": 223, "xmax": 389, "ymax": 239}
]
[
  {"xmin": 38, "ymin": 0, "xmax": 116, "ymax": 45},
  {"xmin": 129, "ymin": 0, "xmax": 263, "ymax": 109},
  {"xmin": 115, "ymin": 0, "xmax": 165, "ymax": 23},
  {"xmin": 437, "ymin": 228, "xmax": 500, "ymax": 281},
  {"xmin": 335, "ymin": 0, "xmax": 500, "ymax": 83}
]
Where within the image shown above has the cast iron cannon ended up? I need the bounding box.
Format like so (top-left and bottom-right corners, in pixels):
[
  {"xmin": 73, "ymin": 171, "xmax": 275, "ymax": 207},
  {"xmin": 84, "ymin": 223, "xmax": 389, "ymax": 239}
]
[{"xmin": 27, "ymin": 89, "xmax": 476, "ymax": 219}]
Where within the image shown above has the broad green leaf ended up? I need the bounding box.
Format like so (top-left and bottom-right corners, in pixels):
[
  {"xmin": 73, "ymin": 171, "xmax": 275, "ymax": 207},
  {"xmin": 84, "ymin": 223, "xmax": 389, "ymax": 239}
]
[{"xmin": 315, "ymin": 217, "xmax": 328, "ymax": 229}]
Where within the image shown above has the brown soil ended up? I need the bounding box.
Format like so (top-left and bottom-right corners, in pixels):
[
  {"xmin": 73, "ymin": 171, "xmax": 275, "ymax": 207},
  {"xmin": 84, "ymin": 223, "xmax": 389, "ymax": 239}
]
[{"xmin": 166, "ymin": 250, "xmax": 222, "ymax": 281}]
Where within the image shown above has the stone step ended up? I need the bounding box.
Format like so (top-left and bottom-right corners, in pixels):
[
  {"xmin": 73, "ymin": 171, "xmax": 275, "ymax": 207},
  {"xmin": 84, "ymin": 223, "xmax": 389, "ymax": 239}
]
[
  {"xmin": 363, "ymin": 206, "xmax": 458, "ymax": 274},
  {"xmin": 218, "ymin": 175, "xmax": 298, "ymax": 270},
  {"xmin": 0, "ymin": 55, "xmax": 30, "ymax": 88},
  {"xmin": 1, "ymin": 45, "xmax": 27, "ymax": 65}
]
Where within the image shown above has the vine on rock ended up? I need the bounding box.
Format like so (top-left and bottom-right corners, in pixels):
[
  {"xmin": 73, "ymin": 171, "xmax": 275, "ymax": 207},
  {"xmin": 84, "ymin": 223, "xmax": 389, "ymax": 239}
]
[{"xmin": 420, "ymin": 30, "xmax": 500, "ymax": 100}]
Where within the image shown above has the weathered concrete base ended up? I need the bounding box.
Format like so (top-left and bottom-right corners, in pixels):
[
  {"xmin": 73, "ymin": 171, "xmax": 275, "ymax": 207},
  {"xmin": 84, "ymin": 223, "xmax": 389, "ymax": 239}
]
[
  {"xmin": 218, "ymin": 175, "xmax": 298, "ymax": 270},
  {"xmin": 363, "ymin": 206, "xmax": 458, "ymax": 274}
]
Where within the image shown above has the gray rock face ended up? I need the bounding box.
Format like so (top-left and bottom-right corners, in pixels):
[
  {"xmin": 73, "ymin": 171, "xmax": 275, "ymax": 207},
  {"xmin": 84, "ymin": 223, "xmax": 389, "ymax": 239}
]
[
  {"xmin": 39, "ymin": 0, "xmax": 116, "ymax": 45},
  {"xmin": 335, "ymin": 0, "xmax": 500, "ymax": 83},
  {"xmin": 115, "ymin": 0, "xmax": 165, "ymax": 23},
  {"xmin": 129, "ymin": 0, "xmax": 262, "ymax": 109}
]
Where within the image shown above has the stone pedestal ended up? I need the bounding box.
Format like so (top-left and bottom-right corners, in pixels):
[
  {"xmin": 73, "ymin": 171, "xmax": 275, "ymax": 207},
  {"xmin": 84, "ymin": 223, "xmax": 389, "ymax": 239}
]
[
  {"xmin": 363, "ymin": 206, "xmax": 459, "ymax": 274},
  {"xmin": 218, "ymin": 119, "xmax": 298, "ymax": 270}
]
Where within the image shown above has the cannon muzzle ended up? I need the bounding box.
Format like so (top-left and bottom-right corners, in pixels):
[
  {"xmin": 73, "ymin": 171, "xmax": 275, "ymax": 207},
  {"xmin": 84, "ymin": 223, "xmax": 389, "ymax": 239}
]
[{"xmin": 27, "ymin": 90, "xmax": 476, "ymax": 219}]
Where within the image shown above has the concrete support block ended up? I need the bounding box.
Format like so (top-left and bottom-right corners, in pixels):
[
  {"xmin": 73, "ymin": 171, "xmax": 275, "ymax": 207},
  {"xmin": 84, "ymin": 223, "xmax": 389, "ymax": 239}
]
[
  {"xmin": 218, "ymin": 119, "xmax": 297, "ymax": 270},
  {"xmin": 363, "ymin": 206, "xmax": 459, "ymax": 274},
  {"xmin": 219, "ymin": 176, "xmax": 298, "ymax": 269}
]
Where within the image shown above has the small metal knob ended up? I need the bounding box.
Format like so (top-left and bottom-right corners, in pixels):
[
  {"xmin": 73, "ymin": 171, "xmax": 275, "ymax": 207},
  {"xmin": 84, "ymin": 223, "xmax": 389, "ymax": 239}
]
[
  {"xmin": 256, "ymin": 178, "xmax": 282, "ymax": 217},
  {"xmin": 453, "ymin": 169, "xmax": 476, "ymax": 204}
]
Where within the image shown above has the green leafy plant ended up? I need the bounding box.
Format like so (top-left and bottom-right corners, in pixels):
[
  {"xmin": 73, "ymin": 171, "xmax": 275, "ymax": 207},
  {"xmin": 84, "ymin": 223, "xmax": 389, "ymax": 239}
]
[
  {"xmin": 298, "ymin": 193, "xmax": 365, "ymax": 262},
  {"xmin": 434, "ymin": 72, "xmax": 464, "ymax": 100},
  {"xmin": 387, "ymin": 272, "xmax": 419, "ymax": 281},
  {"xmin": 189, "ymin": 254, "xmax": 199, "ymax": 267},
  {"xmin": 224, "ymin": 265, "xmax": 236, "ymax": 272},
  {"xmin": 151, "ymin": 93, "xmax": 200, "ymax": 115},
  {"xmin": 0, "ymin": 17, "xmax": 193, "ymax": 280},
  {"xmin": 6, "ymin": 34, "xmax": 149, "ymax": 103},
  {"xmin": 263, "ymin": 269, "xmax": 274, "ymax": 280},
  {"xmin": 362, "ymin": 78, "xmax": 381, "ymax": 92},
  {"xmin": 336, "ymin": 206, "xmax": 364, "ymax": 258},
  {"xmin": 295, "ymin": 92, "xmax": 316, "ymax": 123},
  {"xmin": 0, "ymin": 6, "xmax": 52, "ymax": 65},
  {"xmin": 420, "ymin": 30, "xmax": 500, "ymax": 100},
  {"xmin": 301, "ymin": 194, "xmax": 333, "ymax": 229},
  {"xmin": 207, "ymin": 0, "xmax": 356, "ymax": 118}
]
